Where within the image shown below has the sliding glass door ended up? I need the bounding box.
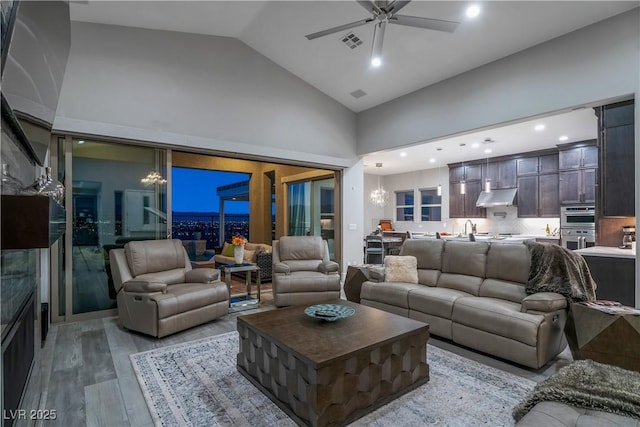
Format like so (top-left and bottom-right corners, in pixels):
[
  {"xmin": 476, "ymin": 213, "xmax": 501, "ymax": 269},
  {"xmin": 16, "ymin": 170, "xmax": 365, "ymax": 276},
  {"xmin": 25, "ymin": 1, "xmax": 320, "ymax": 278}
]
[
  {"xmin": 286, "ymin": 176, "xmax": 336, "ymax": 260},
  {"xmin": 66, "ymin": 138, "xmax": 167, "ymax": 317}
]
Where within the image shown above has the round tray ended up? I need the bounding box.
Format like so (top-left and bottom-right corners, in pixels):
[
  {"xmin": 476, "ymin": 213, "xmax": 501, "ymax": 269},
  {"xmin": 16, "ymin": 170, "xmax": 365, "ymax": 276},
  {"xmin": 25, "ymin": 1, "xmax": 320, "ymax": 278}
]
[{"xmin": 304, "ymin": 304, "xmax": 355, "ymax": 322}]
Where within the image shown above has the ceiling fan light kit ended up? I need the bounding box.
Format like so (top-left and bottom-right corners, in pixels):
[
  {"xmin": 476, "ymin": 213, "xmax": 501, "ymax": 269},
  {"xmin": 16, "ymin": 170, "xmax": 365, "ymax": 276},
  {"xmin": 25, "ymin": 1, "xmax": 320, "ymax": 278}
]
[{"xmin": 305, "ymin": 0, "xmax": 461, "ymax": 68}]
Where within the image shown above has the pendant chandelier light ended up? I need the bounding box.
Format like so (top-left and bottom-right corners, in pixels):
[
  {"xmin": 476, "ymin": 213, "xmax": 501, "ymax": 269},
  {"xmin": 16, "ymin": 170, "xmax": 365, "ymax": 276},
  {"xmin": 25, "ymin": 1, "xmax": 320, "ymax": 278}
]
[
  {"xmin": 141, "ymin": 171, "xmax": 167, "ymax": 185},
  {"xmin": 459, "ymin": 143, "xmax": 466, "ymax": 195},
  {"xmin": 370, "ymin": 162, "xmax": 388, "ymax": 207},
  {"xmin": 484, "ymin": 152, "xmax": 492, "ymax": 193}
]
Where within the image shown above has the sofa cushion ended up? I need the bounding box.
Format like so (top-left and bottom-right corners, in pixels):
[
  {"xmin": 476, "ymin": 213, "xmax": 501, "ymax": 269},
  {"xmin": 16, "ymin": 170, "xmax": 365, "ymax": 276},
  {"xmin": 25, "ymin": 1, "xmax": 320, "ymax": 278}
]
[
  {"xmin": 486, "ymin": 243, "xmax": 530, "ymax": 284},
  {"xmin": 452, "ymin": 297, "xmax": 543, "ymax": 346},
  {"xmin": 516, "ymin": 401, "xmax": 640, "ymax": 427},
  {"xmin": 384, "ymin": 256, "xmax": 418, "ymax": 284},
  {"xmin": 442, "ymin": 241, "xmax": 489, "ymax": 278},
  {"xmin": 221, "ymin": 242, "xmax": 234, "ymax": 257},
  {"xmin": 279, "ymin": 236, "xmax": 324, "ymax": 261},
  {"xmin": 438, "ymin": 273, "xmax": 484, "ymax": 296},
  {"xmin": 361, "ymin": 282, "xmax": 422, "ymax": 309},
  {"xmin": 480, "ymin": 278, "xmax": 527, "ymax": 304},
  {"xmin": 136, "ymin": 268, "xmax": 187, "ymax": 285},
  {"xmin": 400, "ymin": 239, "xmax": 444, "ymax": 270},
  {"xmin": 417, "ymin": 269, "xmax": 440, "ymax": 287},
  {"xmin": 408, "ymin": 286, "xmax": 472, "ymax": 319},
  {"xmin": 152, "ymin": 282, "xmax": 228, "ymax": 318},
  {"xmin": 125, "ymin": 239, "xmax": 187, "ymax": 277},
  {"xmin": 243, "ymin": 249, "xmax": 256, "ymax": 262}
]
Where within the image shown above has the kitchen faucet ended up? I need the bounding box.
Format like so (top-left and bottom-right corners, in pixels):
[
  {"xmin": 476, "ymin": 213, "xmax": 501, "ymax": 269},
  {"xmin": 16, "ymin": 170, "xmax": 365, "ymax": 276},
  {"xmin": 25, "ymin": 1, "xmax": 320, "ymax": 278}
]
[{"xmin": 464, "ymin": 219, "xmax": 477, "ymax": 236}]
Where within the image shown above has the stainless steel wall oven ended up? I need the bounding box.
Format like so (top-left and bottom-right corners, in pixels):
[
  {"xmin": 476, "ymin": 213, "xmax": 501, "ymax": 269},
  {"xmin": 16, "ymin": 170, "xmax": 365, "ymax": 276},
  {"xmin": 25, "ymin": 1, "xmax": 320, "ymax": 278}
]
[{"xmin": 560, "ymin": 206, "xmax": 595, "ymax": 250}]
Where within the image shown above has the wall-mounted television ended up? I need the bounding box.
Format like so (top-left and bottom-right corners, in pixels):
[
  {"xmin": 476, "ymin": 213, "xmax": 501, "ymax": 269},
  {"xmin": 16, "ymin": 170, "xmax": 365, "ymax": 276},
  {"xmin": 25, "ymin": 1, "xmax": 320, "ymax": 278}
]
[{"xmin": 1, "ymin": 0, "xmax": 70, "ymax": 166}]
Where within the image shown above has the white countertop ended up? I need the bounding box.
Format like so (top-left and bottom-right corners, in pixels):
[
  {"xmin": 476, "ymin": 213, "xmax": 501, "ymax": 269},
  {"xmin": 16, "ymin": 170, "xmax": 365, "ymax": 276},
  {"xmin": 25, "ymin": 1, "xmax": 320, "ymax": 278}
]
[{"xmin": 574, "ymin": 246, "xmax": 637, "ymax": 259}]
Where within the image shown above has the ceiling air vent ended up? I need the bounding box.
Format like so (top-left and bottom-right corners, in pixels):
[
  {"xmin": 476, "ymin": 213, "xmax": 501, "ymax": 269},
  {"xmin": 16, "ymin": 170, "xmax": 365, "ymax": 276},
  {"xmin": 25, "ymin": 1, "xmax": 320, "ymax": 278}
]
[
  {"xmin": 341, "ymin": 32, "xmax": 364, "ymax": 50},
  {"xmin": 350, "ymin": 89, "xmax": 367, "ymax": 99}
]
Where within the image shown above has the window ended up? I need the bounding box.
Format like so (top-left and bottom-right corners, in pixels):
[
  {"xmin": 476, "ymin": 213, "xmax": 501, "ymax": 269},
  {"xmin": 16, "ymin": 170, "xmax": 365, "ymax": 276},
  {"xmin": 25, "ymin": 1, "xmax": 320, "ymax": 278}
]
[
  {"xmin": 420, "ymin": 188, "xmax": 442, "ymax": 221},
  {"xmin": 395, "ymin": 190, "xmax": 414, "ymax": 221}
]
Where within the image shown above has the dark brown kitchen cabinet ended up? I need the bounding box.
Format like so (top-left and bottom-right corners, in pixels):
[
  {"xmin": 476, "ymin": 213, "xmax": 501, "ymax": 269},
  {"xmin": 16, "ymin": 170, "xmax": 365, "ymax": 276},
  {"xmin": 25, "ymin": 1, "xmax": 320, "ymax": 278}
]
[
  {"xmin": 558, "ymin": 143, "xmax": 597, "ymax": 170},
  {"xmin": 517, "ymin": 157, "xmax": 539, "ymax": 176},
  {"xmin": 581, "ymin": 255, "xmax": 635, "ymax": 306},
  {"xmin": 449, "ymin": 167, "xmax": 485, "ymax": 219},
  {"xmin": 517, "ymin": 176, "xmax": 538, "ymax": 217},
  {"xmin": 517, "ymin": 173, "xmax": 559, "ymax": 218},
  {"xmin": 539, "ymin": 154, "xmax": 559, "ymax": 174},
  {"xmin": 449, "ymin": 181, "xmax": 485, "ymax": 218},
  {"xmin": 539, "ymin": 174, "xmax": 560, "ymax": 216},
  {"xmin": 598, "ymin": 100, "xmax": 635, "ymax": 217},
  {"xmin": 517, "ymin": 154, "xmax": 558, "ymax": 176},
  {"xmin": 483, "ymin": 159, "xmax": 516, "ymax": 189},
  {"xmin": 559, "ymin": 169, "xmax": 596, "ymax": 205}
]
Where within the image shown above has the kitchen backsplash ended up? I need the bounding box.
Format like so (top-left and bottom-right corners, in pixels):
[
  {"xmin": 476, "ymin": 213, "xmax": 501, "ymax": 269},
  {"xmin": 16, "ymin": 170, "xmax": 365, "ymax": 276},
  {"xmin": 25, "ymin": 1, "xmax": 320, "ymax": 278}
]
[{"xmin": 395, "ymin": 206, "xmax": 560, "ymax": 237}]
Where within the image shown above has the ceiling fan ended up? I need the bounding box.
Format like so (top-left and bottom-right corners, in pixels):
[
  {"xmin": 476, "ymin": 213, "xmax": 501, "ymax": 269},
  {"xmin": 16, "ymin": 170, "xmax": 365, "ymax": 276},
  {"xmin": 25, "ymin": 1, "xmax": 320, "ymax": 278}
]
[{"xmin": 305, "ymin": 0, "xmax": 460, "ymax": 67}]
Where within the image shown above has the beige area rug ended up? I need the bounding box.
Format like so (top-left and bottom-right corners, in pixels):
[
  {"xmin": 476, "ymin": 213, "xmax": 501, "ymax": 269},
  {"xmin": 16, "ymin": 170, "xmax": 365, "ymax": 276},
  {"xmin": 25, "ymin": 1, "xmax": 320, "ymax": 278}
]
[{"xmin": 130, "ymin": 331, "xmax": 536, "ymax": 426}]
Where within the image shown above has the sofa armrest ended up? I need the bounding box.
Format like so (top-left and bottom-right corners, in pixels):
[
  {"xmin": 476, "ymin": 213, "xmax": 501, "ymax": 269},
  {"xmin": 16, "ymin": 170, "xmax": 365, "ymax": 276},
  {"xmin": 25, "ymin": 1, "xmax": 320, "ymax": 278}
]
[
  {"xmin": 274, "ymin": 262, "xmax": 290, "ymax": 275},
  {"xmin": 521, "ymin": 292, "xmax": 567, "ymax": 313},
  {"xmin": 123, "ymin": 280, "xmax": 167, "ymax": 293},
  {"xmin": 185, "ymin": 268, "xmax": 220, "ymax": 283},
  {"xmin": 318, "ymin": 261, "xmax": 339, "ymax": 274},
  {"xmin": 368, "ymin": 267, "xmax": 385, "ymax": 282}
]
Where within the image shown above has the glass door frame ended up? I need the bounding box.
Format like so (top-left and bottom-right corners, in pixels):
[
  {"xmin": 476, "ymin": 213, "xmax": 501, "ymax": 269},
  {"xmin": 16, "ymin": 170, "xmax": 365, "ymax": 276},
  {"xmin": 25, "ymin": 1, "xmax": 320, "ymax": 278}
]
[{"xmin": 281, "ymin": 170, "xmax": 341, "ymax": 263}]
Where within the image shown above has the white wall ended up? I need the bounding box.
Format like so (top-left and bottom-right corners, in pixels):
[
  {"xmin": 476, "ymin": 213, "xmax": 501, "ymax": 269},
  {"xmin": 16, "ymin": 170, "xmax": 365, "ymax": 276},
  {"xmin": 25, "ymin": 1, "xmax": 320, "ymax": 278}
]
[
  {"xmin": 55, "ymin": 22, "xmax": 357, "ymax": 168},
  {"xmin": 357, "ymin": 8, "xmax": 639, "ymax": 154},
  {"xmin": 342, "ymin": 160, "xmax": 366, "ymax": 269}
]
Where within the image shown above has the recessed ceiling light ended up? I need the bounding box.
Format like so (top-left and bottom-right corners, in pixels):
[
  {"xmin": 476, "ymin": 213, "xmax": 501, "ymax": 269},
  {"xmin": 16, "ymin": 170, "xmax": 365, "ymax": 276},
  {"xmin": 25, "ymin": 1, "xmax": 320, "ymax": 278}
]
[
  {"xmin": 78, "ymin": 140, "xmax": 85, "ymax": 144},
  {"xmin": 471, "ymin": 143, "xmax": 480, "ymax": 148},
  {"xmin": 534, "ymin": 124, "xmax": 545, "ymax": 132},
  {"xmin": 484, "ymin": 148, "xmax": 492, "ymax": 154},
  {"xmin": 400, "ymin": 152, "xmax": 407, "ymax": 157},
  {"xmin": 371, "ymin": 57, "xmax": 382, "ymax": 68},
  {"xmin": 558, "ymin": 135, "xmax": 569, "ymax": 142},
  {"xmin": 466, "ymin": 4, "xmax": 481, "ymax": 19},
  {"xmin": 429, "ymin": 158, "xmax": 436, "ymax": 163}
]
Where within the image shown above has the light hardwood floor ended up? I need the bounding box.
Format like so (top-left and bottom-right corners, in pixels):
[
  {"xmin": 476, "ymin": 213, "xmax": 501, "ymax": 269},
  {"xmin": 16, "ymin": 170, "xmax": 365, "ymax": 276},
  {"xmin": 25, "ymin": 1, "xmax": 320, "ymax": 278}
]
[{"xmin": 20, "ymin": 296, "xmax": 572, "ymax": 427}]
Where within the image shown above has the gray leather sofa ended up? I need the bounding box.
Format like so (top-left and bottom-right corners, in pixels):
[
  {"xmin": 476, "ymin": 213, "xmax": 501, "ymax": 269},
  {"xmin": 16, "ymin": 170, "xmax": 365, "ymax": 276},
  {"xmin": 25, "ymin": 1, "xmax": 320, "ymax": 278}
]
[
  {"xmin": 272, "ymin": 236, "xmax": 341, "ymax": 307},
  {"xmin": 110, "ymin": 239, "xmax": 229, "ymax": 337},
  {"xmin": 361, "ymin": 239, "xmax": 568, "ymax": 369}
]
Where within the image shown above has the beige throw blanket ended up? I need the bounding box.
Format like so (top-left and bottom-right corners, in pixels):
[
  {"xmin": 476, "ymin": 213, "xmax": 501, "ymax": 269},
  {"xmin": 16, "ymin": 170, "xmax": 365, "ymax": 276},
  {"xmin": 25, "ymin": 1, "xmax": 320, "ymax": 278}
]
[
  {"xmin": 524, "ymin": 241, "xmax": 597, "ymax": 303},
  {"xmin": 513, "ymin": 360, "xmax": 640, "ymax": 421}
]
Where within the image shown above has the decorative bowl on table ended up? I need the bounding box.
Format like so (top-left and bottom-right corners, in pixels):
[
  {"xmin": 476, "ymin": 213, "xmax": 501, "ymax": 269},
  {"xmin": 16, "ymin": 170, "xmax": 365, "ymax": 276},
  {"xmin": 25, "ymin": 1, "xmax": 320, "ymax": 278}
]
[{"xmin": 304, "ymin": 304, "xmax": 355, "ymax": 322}]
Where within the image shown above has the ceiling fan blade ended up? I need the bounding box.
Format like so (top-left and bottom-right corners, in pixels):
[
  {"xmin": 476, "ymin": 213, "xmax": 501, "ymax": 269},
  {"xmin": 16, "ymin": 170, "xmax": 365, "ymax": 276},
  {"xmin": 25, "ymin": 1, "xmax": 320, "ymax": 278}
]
[
  {"xmin": 305, "ymin": 18, "xmax": 373, "ymax": 40},
  {"xmin": 357, "ymin": 0, "xmax": 382, "ymax": 15},
  {"xmin": 387, "ymin": 0, "xmax": 412, "ymax": 14},
  {"xmin": 390, "ymin": 14, "xmax": 460, "ymax": 33}
]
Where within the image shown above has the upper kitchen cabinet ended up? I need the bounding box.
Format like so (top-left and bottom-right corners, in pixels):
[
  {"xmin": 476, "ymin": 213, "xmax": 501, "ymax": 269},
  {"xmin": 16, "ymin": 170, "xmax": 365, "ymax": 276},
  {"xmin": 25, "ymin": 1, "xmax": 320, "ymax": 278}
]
[
  {"xmin": 597, "ymin": 100, "xmax": 635, "ymax": 217},
  {"xmin": 483, "ymin": 159, "xmax": 517, "ymax": 189},
  {"xmin": 450, "ymin": 164, "xmax": 482, "ymax": 183},
  {"xmin": 558, "ymin": 141, "xmax": 597, "ymax": 205},
  {"xmin": 558, "ymin": 142, "xmax": 598, "ymax": 170},
  {"xmin": 449, "ymin": 166, "xmax": 485, "ymax": 218},
  {"xmin": 517, "ymin": 153, "xmax": 559, "ymax": 217}
]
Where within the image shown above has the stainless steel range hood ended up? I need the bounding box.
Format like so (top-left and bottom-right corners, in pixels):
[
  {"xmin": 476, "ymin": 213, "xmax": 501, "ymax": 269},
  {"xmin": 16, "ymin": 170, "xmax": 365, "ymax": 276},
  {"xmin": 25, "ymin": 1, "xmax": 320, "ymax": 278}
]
[{"xmin": 475, "ymin": 188, "xmax": 517, "ymax": 207}]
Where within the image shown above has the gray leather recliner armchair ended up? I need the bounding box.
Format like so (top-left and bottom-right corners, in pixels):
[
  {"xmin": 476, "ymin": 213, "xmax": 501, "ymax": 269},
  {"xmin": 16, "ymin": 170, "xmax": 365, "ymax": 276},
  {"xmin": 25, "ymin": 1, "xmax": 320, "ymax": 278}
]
[
  {"xmin": 110, "ymin": 239, "xmax": 229, "ymax": 337},
  {"xmin": 272, "ymin": 236, "xmax": 341, "ymax": 307}
]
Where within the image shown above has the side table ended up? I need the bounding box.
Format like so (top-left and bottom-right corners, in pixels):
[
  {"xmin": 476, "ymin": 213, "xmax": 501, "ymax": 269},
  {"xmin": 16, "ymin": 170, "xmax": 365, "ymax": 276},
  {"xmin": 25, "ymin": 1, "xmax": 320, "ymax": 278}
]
[
  {"xmin": 219, "ymin": 263, "xmax": 261, "ymax": 312},
  {"xmin": 565, "ymin": 302, "xmax": 640, "ymax": 372},
  {"xmin": 344, "ymin": 264, "xmax": 378, "ymax": 303}
]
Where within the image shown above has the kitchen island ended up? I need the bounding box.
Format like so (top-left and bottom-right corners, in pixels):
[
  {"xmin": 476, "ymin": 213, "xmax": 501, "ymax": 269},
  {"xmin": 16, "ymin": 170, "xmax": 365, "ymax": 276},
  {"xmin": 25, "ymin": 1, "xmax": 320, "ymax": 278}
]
[{"xmin": 574, "ymin": 246, "xmax": 636, "ymax": 306}]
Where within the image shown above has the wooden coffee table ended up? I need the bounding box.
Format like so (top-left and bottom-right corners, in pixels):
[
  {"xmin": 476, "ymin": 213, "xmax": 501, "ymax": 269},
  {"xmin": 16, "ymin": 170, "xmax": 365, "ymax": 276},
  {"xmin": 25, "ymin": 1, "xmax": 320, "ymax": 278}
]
[{"xmin": 236, "ymin": 300, "xmax": 429, "ymax": 427}]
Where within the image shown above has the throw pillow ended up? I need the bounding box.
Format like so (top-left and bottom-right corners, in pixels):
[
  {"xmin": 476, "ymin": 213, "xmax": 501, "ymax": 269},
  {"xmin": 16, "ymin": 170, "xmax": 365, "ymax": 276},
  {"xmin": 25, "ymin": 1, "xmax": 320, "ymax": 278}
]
[
  {"xmin": 384, "ymin": 255, "xmax": 419, "ymax": 284},
  {"xmin": 221, "ymin": 242, "xmax": 234, "ymax": 257},
  {"xmin": 243, "ymin": 249, "xmax": 256, "ymax": 262}
]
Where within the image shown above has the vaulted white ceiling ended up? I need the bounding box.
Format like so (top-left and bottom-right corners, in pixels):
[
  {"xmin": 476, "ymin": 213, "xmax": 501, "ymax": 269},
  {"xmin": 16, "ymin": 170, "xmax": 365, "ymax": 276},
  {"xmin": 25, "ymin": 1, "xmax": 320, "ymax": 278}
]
[{"xmin": 69, "ymin": 1, "xmax": 637, "ymax": 171}]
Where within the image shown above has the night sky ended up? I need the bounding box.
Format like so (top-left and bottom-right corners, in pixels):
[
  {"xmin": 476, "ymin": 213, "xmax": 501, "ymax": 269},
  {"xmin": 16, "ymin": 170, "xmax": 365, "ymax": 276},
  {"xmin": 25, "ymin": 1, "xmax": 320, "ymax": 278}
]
[{"xmin": 172, "ymin": 167, "xmax": 250, "ymax": 213}]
